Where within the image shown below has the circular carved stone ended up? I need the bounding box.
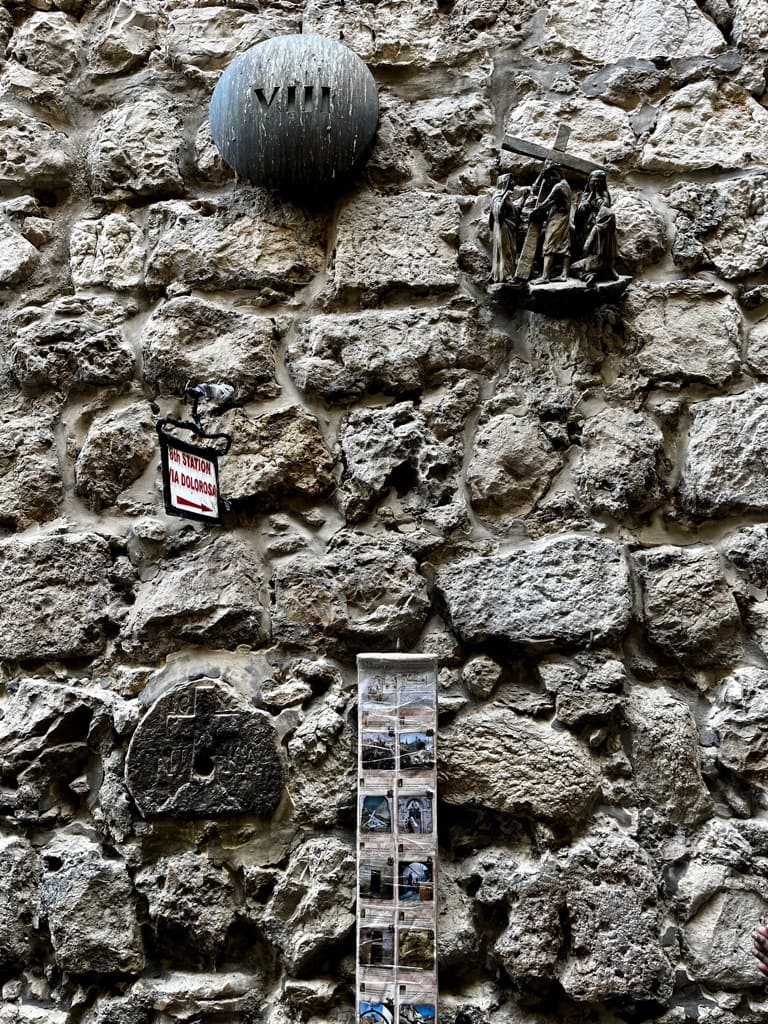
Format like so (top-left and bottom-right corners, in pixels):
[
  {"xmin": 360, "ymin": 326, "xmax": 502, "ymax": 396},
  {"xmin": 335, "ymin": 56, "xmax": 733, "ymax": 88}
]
[
  {"xmin": 209, "ymin": 34, "xmax": 378, "ymax": 189},
  {"xmin": 125, "ymin": 681, "xmax": 283, "ymax": 819}
]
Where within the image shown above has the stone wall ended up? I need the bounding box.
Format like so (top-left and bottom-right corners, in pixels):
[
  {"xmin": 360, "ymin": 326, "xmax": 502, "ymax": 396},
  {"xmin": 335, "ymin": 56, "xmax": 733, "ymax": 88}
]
[{"xmin": 1, "ymin": 0, "xmax": 768, "ymax": 1021}]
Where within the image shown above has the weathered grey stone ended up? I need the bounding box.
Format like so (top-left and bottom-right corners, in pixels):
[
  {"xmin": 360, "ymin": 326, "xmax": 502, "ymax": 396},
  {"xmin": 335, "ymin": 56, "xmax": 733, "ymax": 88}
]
[
  {"xmin": 0, "ymin": 679, "xmax": 118, "ymax": 821},
  {"xmin": 126, "ymin": 679, "xmax": 283, "ymax": 818},
  {"xmin": 145, "ymin": 194, "xmax": 328, "ymax": 297},
  {"xmin": 634, "ymin": 546, "xmax": 742, "ymax": 666},
  {"xmin": 679, "ymin": 387, "xmax": 768, "ymax": 516},
  {"xmin": 436, "ymin": 536, "xmax": 631, "ymax": 649},
  {"xmin": 461, "ymin": 654, "xmax": 503, "ymax": 701},
  {"xmin": 0, "ymin": 407, "xmax": 61, "ymax": 530},
  {"xmin": 125, "ymin": 971, "xmax": 257, "ymax": 1020},
  {"xmin": 88, "ymin": 96, "xmax": 184, "ymax": 199},
  {"xmin": 440, "ymin": 701, "xmax": 600, "ymax": 824},
  {"xmin": 574, "ymin": 406, "xmax": 665, "ymax": 517},
  {"xmin": 0, "ymin": 534, "xmax": 113, "ymax": 660},
  {"xmin": 626, "ymin": 685, "xmax": 713, "ymax": 823},
  {"xmin": 722, "ymin": 526, "xmax": 768, "ymax": 589},
  {"xmin": 337, "ymin": 402, "xmax": 457, "ymax": 521},
  {"xmin": 0, "ymin": 837, "xmax": 40, "ymax": 967},
  {"xmin": 141, "ymin": 296, "xmax": 278, "ymax": 402},
  {"xmin": 85, "ymin": 0, "xmax": 162, "ymax": 75},
  {"xmin": 731, "ymin": 0, "xmax": 768, "ymax": 48},
  {"xmin": 8, "ymin": 11, "xmax": 80, "ymax": 76},
  {"xmin": 538, "ymin": 654, "xmax": 626, "ymax": 728},
  {"xmin": 542, "ymin": 0, "xmax": 724, "ymax": 63},
  {"xmin": 164, "ymin": 6, "xmax": 298, "ymax": 74},
  {"xmin": 75, "ymin": 403, "xmax": 156, "ymax": 511},
  {"xmin": 262, "ymin": 838, "xmax": 355, "ymax": 972},
  {"xmin": 41, "ymin": 834, "xmax": 144, "ymax": 974},
  {"xmin": 120, "ymin": 536, "xmax": 268, "ymax": 662},
  {"xmin": 666, "ymin": 176, "xmax": 768, "ymax": 279},
  {"xmin": 641, "ymin": 82, "xmax": 768, "ymax": 172},
  {"xmin": 272, "ymin": 530, "xmax": 430, "ymax": 650},
  {"xmin": 746, "ymin": 316, "xmax": 768, "ymax": 378},
  {"xmin": 70, "ymin": 214, "xmax": 145, "ymax": 291},
  {"xmin": 288, "ymin": 306, "xmax": 502, "ymax": 402},
  {"xmin": 623, "ymin": 282, "xmax": 741, "ymax": 386},
  {"xmin": 194, "ymin": 120, "xmax": 234, "ymax": 185},
  {"xmin": 216, "ymin": 406, "xmax": 334, "ymax": 508},
  {"xmin": 8, "ymin": 315, "xmax": 134, "ymax": 393},
  {"xmin": 685, "ymin": 886, "xmax": 768, "ymax": 988},
  {"xmin": 0, "ymin": 216, "xmax": 39, "ymax": 286},
  {"xmin": 0, "ymin": 106, "xmax": 72, "ymax": 188},
  {"xmin": 467, "ymin": 412, "xmax": 561, "ymax": 522},
  {"xmin": 135, "ymin": 852, "xmax": 236, "ymax": 960},
  {"xmin": 612, "ymin": 190, "xmax": 667, "ymax": 269},
  {"xmin": 710, "ymin": 668, "xmax": 768, "ymax": 787},
  {"xmin": 333, "ymin": 190, "xmax": 459, "ymax": 296}
]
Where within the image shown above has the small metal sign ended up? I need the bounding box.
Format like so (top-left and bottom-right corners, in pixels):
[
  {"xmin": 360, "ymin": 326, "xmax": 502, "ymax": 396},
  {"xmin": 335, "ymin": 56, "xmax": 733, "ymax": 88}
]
[{"xmin": 158, "ymin": 427, "xmax": 222, "ymax": 523}]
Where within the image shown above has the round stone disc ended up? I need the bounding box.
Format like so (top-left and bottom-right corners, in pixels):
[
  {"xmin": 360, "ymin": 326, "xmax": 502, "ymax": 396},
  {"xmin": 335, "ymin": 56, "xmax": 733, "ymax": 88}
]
[
  {"xmin": 209, "ymin": 34, "xmax": 378, "ymax": 189},
  {"xmin": 125, "ymin": 680, "xmax": 284, "ymax": 819}
]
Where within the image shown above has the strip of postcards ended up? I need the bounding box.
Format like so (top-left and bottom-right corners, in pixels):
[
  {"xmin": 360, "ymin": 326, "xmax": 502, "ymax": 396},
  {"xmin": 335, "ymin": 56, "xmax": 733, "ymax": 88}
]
[{"xmin": 357, "ymin": 654, "xmax": 438, "ymax": 1024}]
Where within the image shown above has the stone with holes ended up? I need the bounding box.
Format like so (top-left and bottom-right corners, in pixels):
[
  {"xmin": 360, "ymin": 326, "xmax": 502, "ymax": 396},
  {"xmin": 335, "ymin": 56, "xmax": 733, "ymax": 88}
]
[{"xmin": 125, "ymin": 680, "xmax": 283, "ymax": 819}]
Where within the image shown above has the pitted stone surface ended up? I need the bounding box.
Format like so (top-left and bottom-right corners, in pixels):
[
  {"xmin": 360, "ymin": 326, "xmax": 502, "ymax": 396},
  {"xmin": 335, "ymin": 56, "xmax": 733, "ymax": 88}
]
[
  {"xmin": 126, "ymin": 680, "xmax": 283, "ymax": 818},
  {"xmin": 436, "ymin": 536, "xmax": 632, "ymax": 649}
]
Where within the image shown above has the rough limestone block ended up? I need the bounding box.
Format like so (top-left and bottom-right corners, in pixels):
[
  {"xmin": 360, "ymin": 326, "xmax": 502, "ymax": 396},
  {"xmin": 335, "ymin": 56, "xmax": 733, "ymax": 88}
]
[
  {"xmin": 685, "ymin": 887, "xmax": 768, "ymax": 988},
  {"xmin": 0, "ymin": 217, "xmax": 38, "ymax": 286},
  {"xmin": 88, "ymin": 95, "xmax": 185, "ymax": 198},
  {"xmin": 467, "ymin": 412, "xmax": 561, "ymax": 521},
  {"xmin": 84, "ymin": 0, "xmax": 162, "ymax": 75},
  {"xmin": 70, "ymin": 214, "xmax": 145, "ymax": 291},
  {"xmin": 164, "ymin": 6, "xmax": 298, "ymax": 73},
  {"xmin": 625, "ymin": 686, "xmax": 713, "ymax": 823},
  {"xmin": 574, "ymin": 406, "xmax": 665, "ymax": 517},
  {"xmin": 611, "ymin": 189, "xmax": 667, "ymax": 270},
  {"xmin": 135, "ymin": 853, "xmax": 236, "ymax": 959},
  {"xmin": 74, "ymin": 402, "xmax": 156, "ymax": 510},
  {"xmin": 666, "ymin": 176, "xmax": 768, "ymax": 279},
  {"xmin": 288, "ymin": 306, "xmax": 501, "ymax": 401},
  {"xmin": 0, "ymin": 534, "xmax": 113, "ymax": 660},
  {"xmin": 120, "ymin": 536, "xmax": 268, "ymax": 662},
  {"xmin": 216, "ymin": 406, "xmax": 334, "ymax": 508},
  {"xmin": 0, "ymin": 407, "xmax": 62, "ymax": 530},
  {"xmin": 439, "ymin": 702, "xmax": 601, "ymax": 825},
  {"xmin": 41, "ymin": 834, "xmax": 144, "ymax": 974},
  {"xmin": 141, "ymin": 296, "xmax": 278, "ymax": 402},
  {"xmin": 8, "ymin": 11, "xmax": 80, "ymax": 77},
  {"xmin": 0, "ymin": 106, "xmax": 72, "ymax": 188},
  {"xmin": 145, "ymin": 195, "xmax": 328, "ymax": 297},
  {"xmin": 9, "ymin": 317, "xmax": 135, "ymax": 393},
  {"xmin": 722, "ymin": 526, "xmax": 768, "ymax": 589},
  {"xmin": 262, "ymin": 837, "xmax": 356, "ymax": 972},
  {"xmin": 333, "ymin": 190, "xmax": 459, "ymax": 295},
  {"xmin": 710, "ymin": 667, "xmax": 768, "ymax": 785},
  {"xmin": 623, "ymin": 281, "xmax": 741, "ymax": 386},
  {"xmin": 272, "ymin": 530, "xmax": 430, "ymax": 650},
  {"xmin": 0, "ymin": 837, "xmax": 40, "ymax": 968},
  {"xmin": 538, "ymin": 653, "xmax": 626, "ymax": 727},
  {"xmin": 679, "ymin": 386, "xmax": 768, "ymax": 516},
  {"xmin": 634, "ymin": 545, "xmax": 743, "ymax": 666},
  {"xmin": 641, "ymin": 81, "xmax": 768, "ymax": 172},
  {"xmin": 542, "ymin": 0, "xmax": 724, "ymax": 63},
  {"xmin": 436, "ymin": 535, "xmax": 631, "ymax": 649},
  {"xmin": 731, "ymin": 0, "xmax": 768, "ymax": 48}
]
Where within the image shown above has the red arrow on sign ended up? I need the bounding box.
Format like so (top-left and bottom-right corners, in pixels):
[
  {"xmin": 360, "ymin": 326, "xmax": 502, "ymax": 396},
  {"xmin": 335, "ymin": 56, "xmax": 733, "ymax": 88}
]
[{"xmin": 176, "ymin": 495, "xmax": 214, "ymax": 513}]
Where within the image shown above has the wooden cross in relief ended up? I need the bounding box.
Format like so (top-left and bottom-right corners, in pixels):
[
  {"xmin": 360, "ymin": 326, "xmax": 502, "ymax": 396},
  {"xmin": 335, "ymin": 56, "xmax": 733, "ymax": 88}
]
[{"xmin": 502, "ymin": 123, "xmax": 606, "ymax": 280}]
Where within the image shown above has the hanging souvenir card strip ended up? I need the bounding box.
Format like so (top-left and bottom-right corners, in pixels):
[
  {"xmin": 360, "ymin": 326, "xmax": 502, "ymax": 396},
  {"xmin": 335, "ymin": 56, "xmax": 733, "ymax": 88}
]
[{"xmin": 357, "ymin": 654, "xmax": 438, "ymax": 1024}]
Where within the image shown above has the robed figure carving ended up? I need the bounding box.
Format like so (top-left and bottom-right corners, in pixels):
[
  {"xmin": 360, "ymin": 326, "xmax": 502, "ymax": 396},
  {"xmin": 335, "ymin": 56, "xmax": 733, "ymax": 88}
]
[
  {"xmin": 488, "ymin": 173, "xmax": 519, "ymax": 283},
  {"xmin": 573, "ymin": 169, "xmax": 618, "ymax": 284},
  {"xmin": 531, "ymin": 163, "xmax": 572, "ymax": 283}
]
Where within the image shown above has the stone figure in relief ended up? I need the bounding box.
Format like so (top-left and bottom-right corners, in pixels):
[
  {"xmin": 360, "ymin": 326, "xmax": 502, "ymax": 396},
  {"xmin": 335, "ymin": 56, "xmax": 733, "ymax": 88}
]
[
  {"xmin": 488, "ymin": 172, "xmax": 519, "ymax": 282},
  {"xmin": 530, "ymin": 162, "xmax": 572, "ymax": 283},
  {"xmin": 573, "ymin": 168, "xmax": 618, "ymax": 284}
]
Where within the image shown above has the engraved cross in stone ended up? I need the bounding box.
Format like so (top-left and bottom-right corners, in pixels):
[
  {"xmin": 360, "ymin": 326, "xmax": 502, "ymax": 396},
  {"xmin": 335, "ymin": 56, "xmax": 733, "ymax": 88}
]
[
  {"xmin": 166, "ymin": 685, "xmax": 240, "ymax": 780},
  {"xmin": 502, "ymin": 123, "xmax": 606, "ymax": 279}
]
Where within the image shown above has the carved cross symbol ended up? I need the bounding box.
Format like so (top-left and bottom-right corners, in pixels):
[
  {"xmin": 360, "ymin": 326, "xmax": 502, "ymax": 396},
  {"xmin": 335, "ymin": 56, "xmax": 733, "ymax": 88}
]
[
  {"xmin": 502, "ymin": 123, "xmax": 606, "ymax": 279},
  {"xmin": 166, "ymin": 685, "xmax": 240, "ymax": 781}
]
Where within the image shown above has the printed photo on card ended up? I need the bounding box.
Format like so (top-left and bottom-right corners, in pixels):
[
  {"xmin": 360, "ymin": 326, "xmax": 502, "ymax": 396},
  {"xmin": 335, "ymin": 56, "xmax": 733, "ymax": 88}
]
[
  {"xmin": 397, "ymin": 671, "xmax": 435, "ymax": 712},
  {"xmin": 359, "ymin": 1000, "xmax": 394, "ymax": 1024},
  {"xmin": 398, "ymin": 858, "xmax": 433, "ymax": 902},
  {"xmin": 398, "ymin": 731, "xmax": 434, "ymax": 770},
  {"xmin": 359, "ymin": 855, "xmax": 395, "ymax": 901},
  {"xmin": 359, "ymin": 927, "xmax": 395, "ymax": 968},
  {"xmin": 397, "ymin": 795, "xmax": 433, "ymax": 835},
  {"xmin": 399, "ymin": 1003, "xmax": 436, "ymax": 1023},
  {"xmin": 398, "ymin": 928, "xmax": 435, "ymax": 972},
  {"xmin": 362, "ymin": 730, "xmax": 396, "ymax": 771},
  {"xmin": 360, "ymin": 795, "xmax": 393, "ymax": 833}
]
